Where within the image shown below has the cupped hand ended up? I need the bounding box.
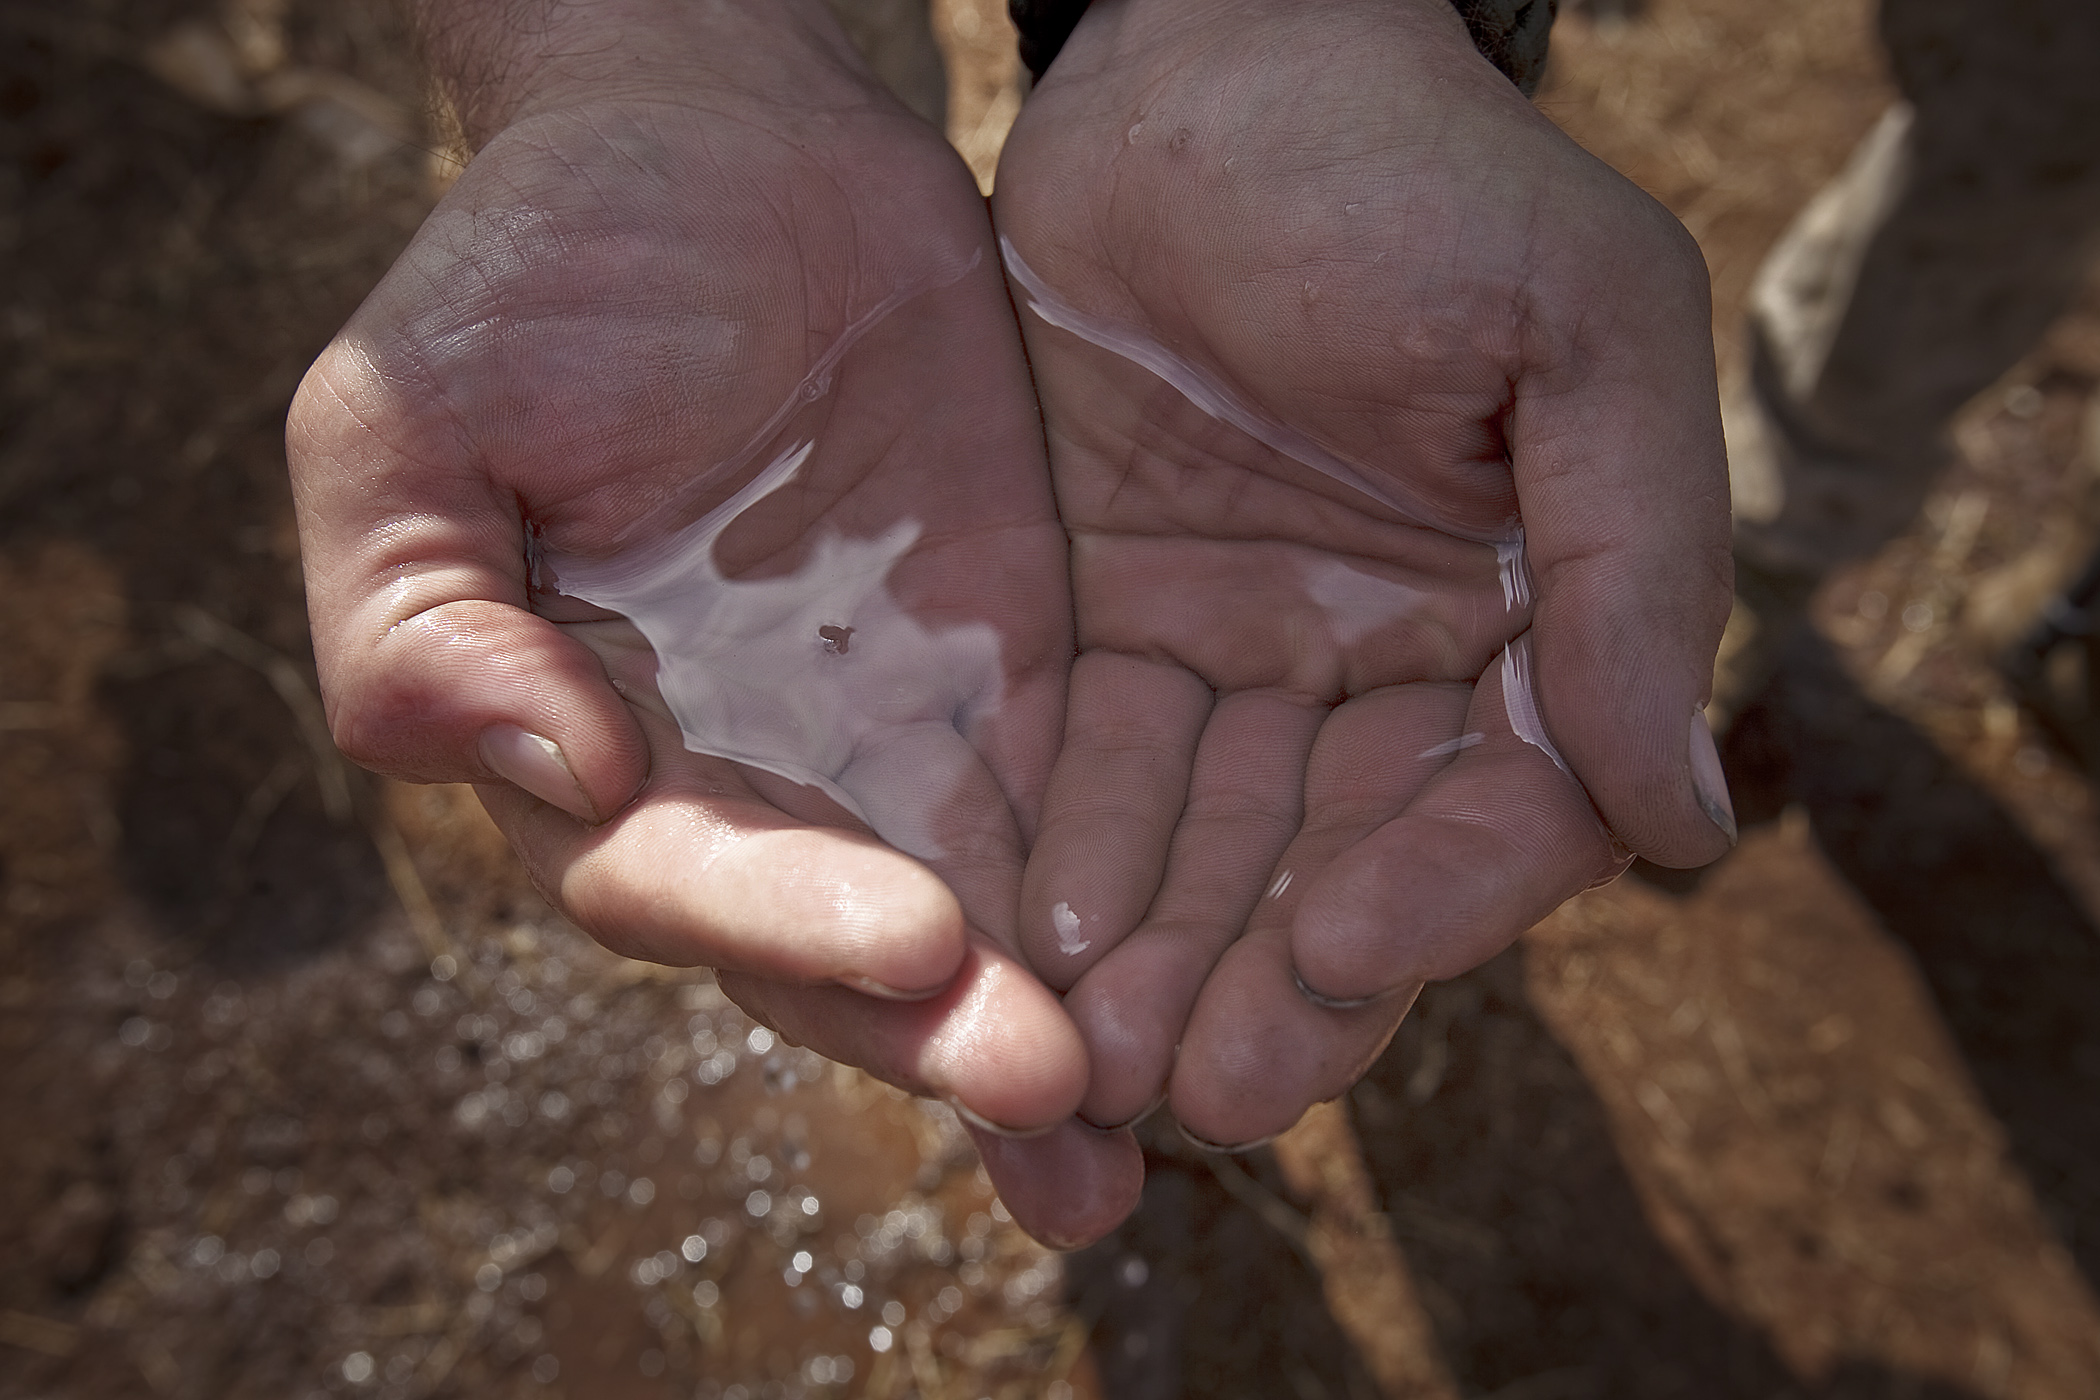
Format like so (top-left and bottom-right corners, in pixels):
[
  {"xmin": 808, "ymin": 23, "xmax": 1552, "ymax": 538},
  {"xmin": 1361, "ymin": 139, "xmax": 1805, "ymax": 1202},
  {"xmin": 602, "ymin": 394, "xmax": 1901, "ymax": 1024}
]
[
  {"xmin": 288, "ymin": 0, "xmax": 1138, "ymax": 1245},
  {"xmin": 994, "ymin": 0, "xmax": 1737, "ymax": 1149}
]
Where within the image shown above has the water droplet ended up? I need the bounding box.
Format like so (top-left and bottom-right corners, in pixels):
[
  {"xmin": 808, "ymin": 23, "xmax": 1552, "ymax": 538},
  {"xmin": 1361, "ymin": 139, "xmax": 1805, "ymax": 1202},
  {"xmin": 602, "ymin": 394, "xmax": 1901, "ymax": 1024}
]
[
  {"xmin": 1050, "ymin": 901, "xmax": 1089, "ymax": 954},
  {"xmin": 342, "ymin": 1352, "xmax": 374, "ymax": 1385},
  {"xmin": 881, "ymin": 1300, "xmax": 906, "ymax": 1328},
  {"xmin": 746, "ymin": 1189, "xmax": 772, "ymax": 1217},
  {"xmin": 868, "ymin": 1325, "xmax": 893, "ymax": 1353}
]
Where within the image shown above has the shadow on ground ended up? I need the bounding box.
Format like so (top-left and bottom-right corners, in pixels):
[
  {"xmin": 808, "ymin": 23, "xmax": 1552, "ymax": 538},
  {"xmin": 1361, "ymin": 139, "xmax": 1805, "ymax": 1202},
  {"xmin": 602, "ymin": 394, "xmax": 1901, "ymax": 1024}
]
[
  {"xmin": 1723, "ymin": 631, "xmax": 2100, "ymax": 1289},
  {"xmin": 1068, "ymin": 940, "xmax": 1984, "ymax": 1399}
]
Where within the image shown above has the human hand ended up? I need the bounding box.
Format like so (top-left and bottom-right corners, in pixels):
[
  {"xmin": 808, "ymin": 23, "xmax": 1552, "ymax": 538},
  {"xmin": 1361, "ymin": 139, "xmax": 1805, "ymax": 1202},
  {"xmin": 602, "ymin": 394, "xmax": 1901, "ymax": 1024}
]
[
  {"xmin": 994, "ymin": 0, "xmax": 1737, "ymax": 1149},
  {"xmin": 289, "ymin": 0, "xmax": 1138, "ymax": 1242}
]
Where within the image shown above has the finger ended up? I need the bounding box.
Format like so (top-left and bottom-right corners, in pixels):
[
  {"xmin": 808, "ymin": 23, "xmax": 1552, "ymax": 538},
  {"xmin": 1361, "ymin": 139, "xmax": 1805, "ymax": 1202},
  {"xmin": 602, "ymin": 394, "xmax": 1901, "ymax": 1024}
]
[
  {"xmin": 742, "ymin": 719, "xmax": 1028, "ymax": 955},
  {"xmin": 1171, "ymin": 933, "xmax": 1419, "ymax": 1153},
  {"xmin": 1059, "ymin": 689, "xmax": 1321, "ymax": 1126},
  {"xmin": 729, "ymin": 955, "xmax": 1142, "ymax": 1250},
  {"xmin": 1289, "ymin": 650, "xmax": 1620, "ymax": 1004},
  {"xmin": 1511, "ymin": 201, "xmax": 1736, "ymax": 866},
  {"xmin": 717, "ymin": 937, "xmax": 1088, "ymax": 1134},
  {"xmin": 1018, "ymin": 652, "xmax": 1214, "ymax": 986},
  {"xmin": 1172, "ymin": 665, "xmax": 1615, "ymax": 1149},
  {"xmin": 966, "ymin": 1120, "xmax": 1146, "ymax": 1251},
  {"xmin": 481, "ymin": 733, "xmax": 967, "ymax": 999},
  {"xmin": 289, "ymin": 343, "xmax": 647, "ymax": 821}
]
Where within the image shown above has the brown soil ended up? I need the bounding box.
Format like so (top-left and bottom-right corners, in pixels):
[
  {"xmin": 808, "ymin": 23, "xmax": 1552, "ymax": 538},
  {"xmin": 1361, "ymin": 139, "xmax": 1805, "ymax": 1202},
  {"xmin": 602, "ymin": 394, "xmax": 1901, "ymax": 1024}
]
[{"xmin": 3, "ymin": 1, "xmax": 2098, "ymax": 1398}]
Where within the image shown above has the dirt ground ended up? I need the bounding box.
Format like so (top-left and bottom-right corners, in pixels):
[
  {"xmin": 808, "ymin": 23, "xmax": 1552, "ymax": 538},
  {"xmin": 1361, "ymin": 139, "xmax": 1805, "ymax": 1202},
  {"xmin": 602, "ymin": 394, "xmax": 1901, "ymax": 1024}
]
[{"xmin": 4, "ymin": 0, "xmax": 2100, "ymax": 1397}]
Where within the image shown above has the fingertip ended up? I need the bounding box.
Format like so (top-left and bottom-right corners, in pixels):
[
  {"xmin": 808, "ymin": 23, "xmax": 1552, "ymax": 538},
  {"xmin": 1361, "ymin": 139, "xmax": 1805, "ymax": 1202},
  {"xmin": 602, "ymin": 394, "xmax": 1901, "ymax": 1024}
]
[
  {"xmin": 966, "ymin": 1119, "xmax": 1145, "ymax": 1251},
  {"xmin": 478, "ymin": 723, "xmax": 599, "ymax": 822},
  {"xmin": 924, "ymin": 949, "xmax": 1091, "ymax": 1132},
  {"xmin": 1064, "ymin": 969, "xmax": 1178, "ymax": 1129},
  {"xmin": 1688, "ymin": 708, "xmax": 1738, "ymax": 846},
  {"xmin": 329, "ymin": 603, "xmax": 650, "ymax": 812}
]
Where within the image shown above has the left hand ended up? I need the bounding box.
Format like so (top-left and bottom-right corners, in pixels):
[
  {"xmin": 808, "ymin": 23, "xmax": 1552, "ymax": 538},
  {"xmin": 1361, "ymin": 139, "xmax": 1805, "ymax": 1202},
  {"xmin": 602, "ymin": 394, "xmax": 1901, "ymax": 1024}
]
[{"xmin": 992, "ymin": 0, "xmax": 1737, "ymax": 1150}]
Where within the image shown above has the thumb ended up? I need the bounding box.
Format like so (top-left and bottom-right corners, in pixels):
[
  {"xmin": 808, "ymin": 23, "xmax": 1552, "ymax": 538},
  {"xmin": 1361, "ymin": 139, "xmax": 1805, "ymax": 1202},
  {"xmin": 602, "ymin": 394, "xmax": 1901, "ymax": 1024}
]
[
  {"xmin": 288, "ymin": 338, "xmax": 648, "ymax": 822},
  {"xmin": 1509, "ymin": 205, "xmax": 1737, "ymax": 868}
]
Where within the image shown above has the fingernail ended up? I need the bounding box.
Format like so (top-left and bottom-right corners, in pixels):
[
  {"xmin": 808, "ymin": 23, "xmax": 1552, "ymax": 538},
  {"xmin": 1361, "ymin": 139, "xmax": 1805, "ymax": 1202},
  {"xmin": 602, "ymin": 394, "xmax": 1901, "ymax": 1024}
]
[
  {"xmin": 1292, "ymin": 969, "xmax": 1381, "ymax": 1011},
  {"xmin": 1177, "ymin": 1122, "xmax": 1278, "ymax": 1155},
  {"xmin": 947, "ymin": 1096, "xmax": 1058, "ymax": 1140},
  {"xmin": 841, "ymin": 974, "xmax": 946, "ymax": 1003},
  {"xmin": 1080, "ymin": 1087, "xmax": 1168, "ymax": 1133},
  {"xmin": 479, "ymin": 724, "xmax": 595, "ymax": 821},
  {"xmin": 1688, "ymin": 710, "xmax": 1738, "ymax": 845}
]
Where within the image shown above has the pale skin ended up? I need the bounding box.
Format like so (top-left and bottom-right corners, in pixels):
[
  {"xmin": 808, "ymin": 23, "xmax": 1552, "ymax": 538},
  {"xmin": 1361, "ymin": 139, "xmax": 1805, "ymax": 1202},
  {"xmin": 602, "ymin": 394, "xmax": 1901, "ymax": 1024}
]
[{"xmin": 289, "ymin": 0, "xmax": 1734, "ymax": 1248}]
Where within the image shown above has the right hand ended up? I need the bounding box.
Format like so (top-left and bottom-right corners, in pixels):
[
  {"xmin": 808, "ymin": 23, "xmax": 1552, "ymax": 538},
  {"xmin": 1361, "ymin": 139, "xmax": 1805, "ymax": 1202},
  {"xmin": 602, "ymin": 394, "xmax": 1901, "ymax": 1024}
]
[{"xmin": 288, "ymin": 0, "xmax": 1140, "ymax": 1246}]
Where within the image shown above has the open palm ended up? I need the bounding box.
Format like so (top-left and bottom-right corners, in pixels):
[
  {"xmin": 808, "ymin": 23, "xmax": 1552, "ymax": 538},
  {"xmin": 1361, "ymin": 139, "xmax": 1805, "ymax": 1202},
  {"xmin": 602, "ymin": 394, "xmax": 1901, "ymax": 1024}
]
[
  {"xmin": 994, "ymin": 0, "xmax": 1737, "ymax": 1149},
  {"xmin": 290, "ymin": 55, "xmax": 1137, "ymax": 1240}
]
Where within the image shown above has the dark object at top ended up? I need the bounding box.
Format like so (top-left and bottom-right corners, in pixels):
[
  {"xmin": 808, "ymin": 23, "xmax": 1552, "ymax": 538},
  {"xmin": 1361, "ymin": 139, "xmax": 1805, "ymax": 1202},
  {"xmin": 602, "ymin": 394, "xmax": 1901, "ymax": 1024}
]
[{"xmin": 1009, "ymin": 0, "xmax": 1559, "ymax": 95}]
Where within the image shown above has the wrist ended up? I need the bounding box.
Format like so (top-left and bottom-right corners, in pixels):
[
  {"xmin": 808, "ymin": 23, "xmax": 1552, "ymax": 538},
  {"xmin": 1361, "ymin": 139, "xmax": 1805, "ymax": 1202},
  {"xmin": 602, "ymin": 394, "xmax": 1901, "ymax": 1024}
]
[
  {"xmin": 1024, "ymin": 0, "xmax": 1542, "ymax": 91},
  {"xmin": 412, "ymin": 0, "xmax": 886, "ymax": 147}
]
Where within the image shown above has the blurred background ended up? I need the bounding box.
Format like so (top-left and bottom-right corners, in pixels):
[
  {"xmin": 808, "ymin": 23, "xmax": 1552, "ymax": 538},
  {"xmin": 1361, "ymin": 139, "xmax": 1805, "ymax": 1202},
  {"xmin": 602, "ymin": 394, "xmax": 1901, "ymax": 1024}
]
[{"xmin": 3, "ymin": 0, "xmax": 2099, "ymax": 1396}]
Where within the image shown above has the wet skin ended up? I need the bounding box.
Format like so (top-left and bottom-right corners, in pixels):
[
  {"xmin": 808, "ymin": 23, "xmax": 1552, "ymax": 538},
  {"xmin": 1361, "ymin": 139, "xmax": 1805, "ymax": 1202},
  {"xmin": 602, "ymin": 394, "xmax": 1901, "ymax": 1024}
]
[
  {"xmin": 995, "ymin": 0, "xmax": 1737, "ymax": 1150},
  {"xmin": 292, "ymin": 0, "xmax": 1735, "ymax": 1248},
  {"xmin": 289, "ymin": 0, "xmax": 1142, "ymax": 1249}
]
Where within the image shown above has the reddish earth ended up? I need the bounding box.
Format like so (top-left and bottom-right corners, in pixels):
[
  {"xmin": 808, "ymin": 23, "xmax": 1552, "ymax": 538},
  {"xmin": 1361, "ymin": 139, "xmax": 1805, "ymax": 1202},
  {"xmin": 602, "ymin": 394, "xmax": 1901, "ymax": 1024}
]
[{"xmin": 3, "ymin": 1, "xmax": 2098, "ymax": 1397}]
